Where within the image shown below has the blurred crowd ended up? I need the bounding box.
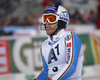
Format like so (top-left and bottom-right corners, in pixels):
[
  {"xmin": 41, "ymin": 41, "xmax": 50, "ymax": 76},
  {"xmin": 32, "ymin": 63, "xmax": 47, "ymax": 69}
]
[
  {"xmin": 1, "ymin": 0, "xmax": 100, "ymax": 30},
  {"xmin": 2, "ymin": 13, "xmax": 38, "ymax": 26}
]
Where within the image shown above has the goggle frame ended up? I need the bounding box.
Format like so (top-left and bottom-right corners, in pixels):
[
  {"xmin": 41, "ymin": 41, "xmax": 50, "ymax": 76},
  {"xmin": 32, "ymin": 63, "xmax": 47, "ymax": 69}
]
[{"xmin": 42, "ymin": 13, "xmax": 59, "ymax": 24}]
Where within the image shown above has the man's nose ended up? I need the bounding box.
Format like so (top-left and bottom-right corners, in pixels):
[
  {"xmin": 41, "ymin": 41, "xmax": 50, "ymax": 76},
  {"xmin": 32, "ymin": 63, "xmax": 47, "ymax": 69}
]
[{"xmin": 46, "ymin": 21, "xmax": 51, "ymax": 25}]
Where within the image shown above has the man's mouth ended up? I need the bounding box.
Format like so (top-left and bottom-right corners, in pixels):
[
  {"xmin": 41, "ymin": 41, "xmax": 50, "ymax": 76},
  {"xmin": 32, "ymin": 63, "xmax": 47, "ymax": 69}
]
[{"xmin": 46, "ymin": 27, "xmax": 51, "ymax": 31}]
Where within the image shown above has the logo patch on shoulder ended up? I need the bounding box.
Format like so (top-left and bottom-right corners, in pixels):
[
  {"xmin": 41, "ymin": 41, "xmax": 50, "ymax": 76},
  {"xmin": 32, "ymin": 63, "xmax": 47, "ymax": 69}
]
[{"xmin": 65, "ymin": 35, "xmax": 71, "ymax": 41}]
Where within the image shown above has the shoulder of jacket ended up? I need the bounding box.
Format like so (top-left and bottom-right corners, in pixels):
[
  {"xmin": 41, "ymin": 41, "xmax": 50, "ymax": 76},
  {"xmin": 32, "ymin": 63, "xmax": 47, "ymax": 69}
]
[
  {"xmin": 42, "ymin": 39, "xmax": 48, "ymax": 45},
  {"xmin": 63, "ymin": 31, "xmax": 72, "ymax": 37}
]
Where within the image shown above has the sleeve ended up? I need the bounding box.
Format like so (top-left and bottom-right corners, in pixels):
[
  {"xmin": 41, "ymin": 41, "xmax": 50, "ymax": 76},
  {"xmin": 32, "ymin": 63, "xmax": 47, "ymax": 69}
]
[
  {"xmin": 36, "ymin": 46, "xmax": 48, "ymax": 80},
  {"xmin": 51, "ymin": 32, "xmax": 81, "ymax": 80}
]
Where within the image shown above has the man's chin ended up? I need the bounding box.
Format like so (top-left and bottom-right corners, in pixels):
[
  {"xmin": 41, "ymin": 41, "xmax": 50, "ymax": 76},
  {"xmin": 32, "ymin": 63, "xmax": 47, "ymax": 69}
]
[
  {"xmin": 47, "ymin": 33, "xmax": 51, "ymax": 35},
  {"xmin": 47, "ymin": 32, "xmax": 53, "ymax": 36},
  {"xmin": 46, "ymin": 31, "xmax": 55, "ymax": 36}
]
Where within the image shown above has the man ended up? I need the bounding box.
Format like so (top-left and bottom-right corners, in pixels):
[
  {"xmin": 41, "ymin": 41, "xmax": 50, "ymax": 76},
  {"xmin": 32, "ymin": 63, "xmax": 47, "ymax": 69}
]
[{"xmin": 33, "ymin": 4, "xmax": 83, "ymax": 80}]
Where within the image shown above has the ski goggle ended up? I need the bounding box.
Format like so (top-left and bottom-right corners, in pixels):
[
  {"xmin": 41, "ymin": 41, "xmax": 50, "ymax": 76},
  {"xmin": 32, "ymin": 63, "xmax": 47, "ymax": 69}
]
[{"xmin": 42, "ymin": 13, "xmax": 59, "ymax": 24}]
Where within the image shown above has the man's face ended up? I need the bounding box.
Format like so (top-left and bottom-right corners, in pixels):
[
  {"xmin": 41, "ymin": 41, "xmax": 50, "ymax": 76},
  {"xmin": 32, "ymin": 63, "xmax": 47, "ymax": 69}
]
[{"xmin": 45, "ymin": 21, "xmax": 58, "ymax": 35}]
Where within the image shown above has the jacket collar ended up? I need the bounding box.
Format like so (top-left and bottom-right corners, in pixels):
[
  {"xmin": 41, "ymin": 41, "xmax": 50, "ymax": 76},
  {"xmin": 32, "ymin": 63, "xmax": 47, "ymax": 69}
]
[{"xmin": 48, "ymin": 29, "xmax": 65, "ymax": 42}]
